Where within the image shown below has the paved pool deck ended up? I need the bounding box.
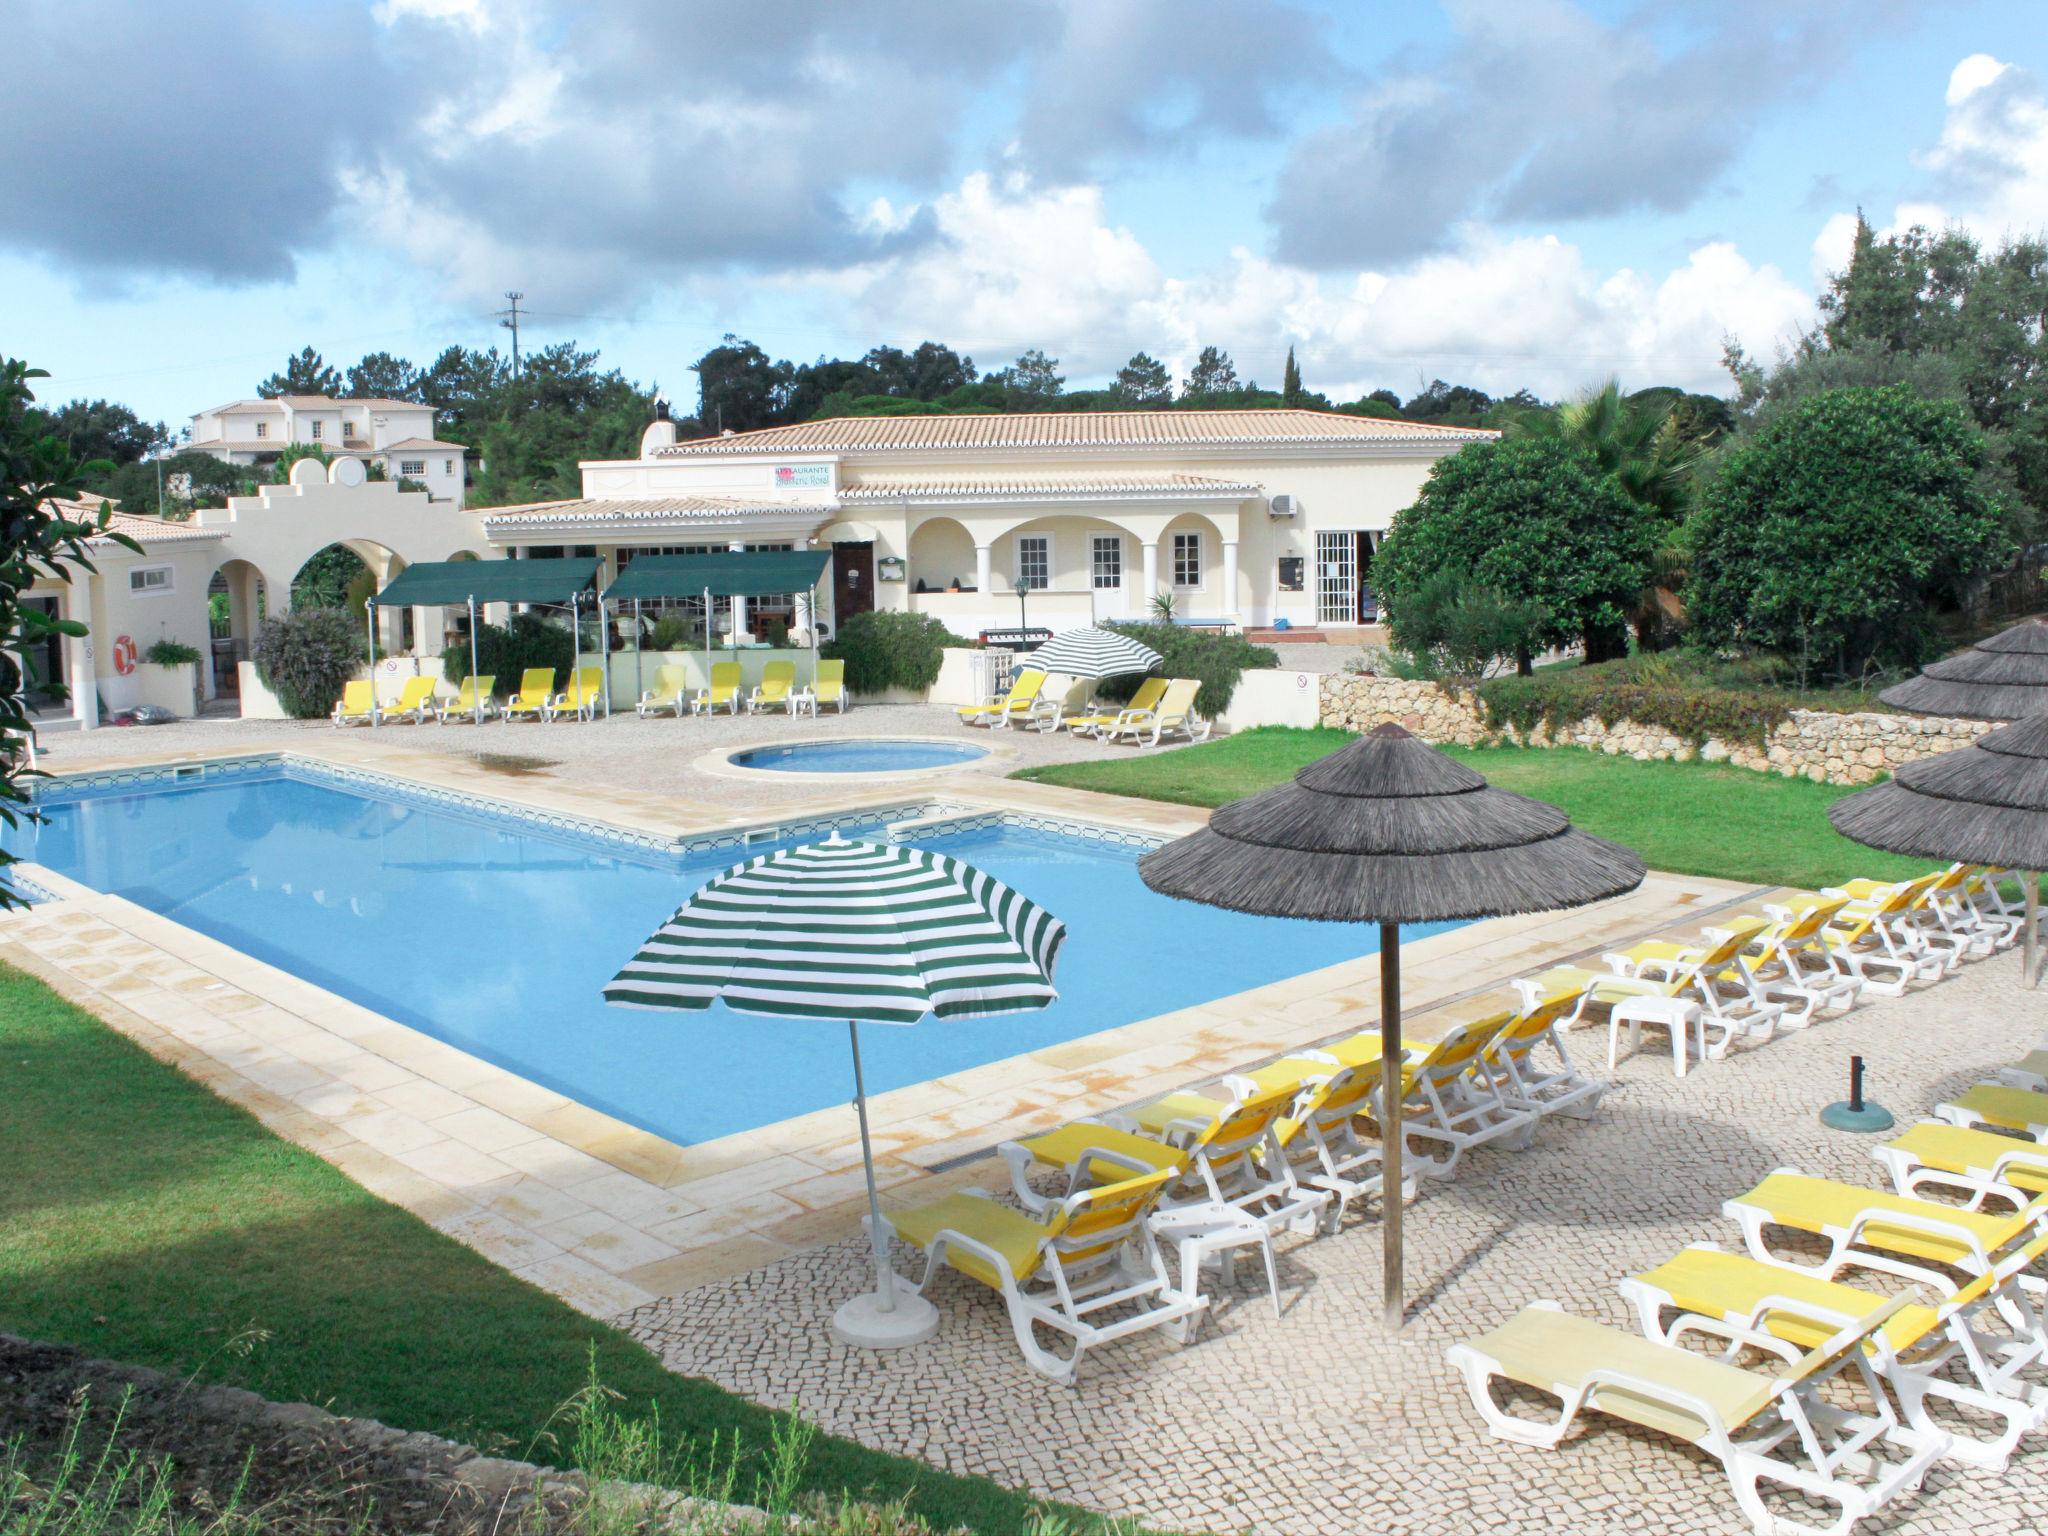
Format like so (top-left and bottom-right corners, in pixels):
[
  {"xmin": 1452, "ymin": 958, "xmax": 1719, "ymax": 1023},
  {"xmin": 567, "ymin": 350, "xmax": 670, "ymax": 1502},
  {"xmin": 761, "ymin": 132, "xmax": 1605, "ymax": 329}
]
[{"xmin": 8, "ymin": 710, "xmax": 2045, "ymax": 1534}]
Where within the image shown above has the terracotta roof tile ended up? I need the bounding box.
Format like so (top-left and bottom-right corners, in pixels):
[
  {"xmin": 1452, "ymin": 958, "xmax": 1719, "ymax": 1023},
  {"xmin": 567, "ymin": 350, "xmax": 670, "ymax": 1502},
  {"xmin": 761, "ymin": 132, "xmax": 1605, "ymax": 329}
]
[{"xmin": 659, "ymin": 408, "xmax": 1493, "ymax": 456}]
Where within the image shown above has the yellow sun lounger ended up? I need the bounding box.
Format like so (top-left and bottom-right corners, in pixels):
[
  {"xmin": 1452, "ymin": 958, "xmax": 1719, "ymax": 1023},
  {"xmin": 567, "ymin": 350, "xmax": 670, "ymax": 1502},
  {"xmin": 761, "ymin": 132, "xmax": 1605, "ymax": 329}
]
[
  {"xmin": 1812, "ymin": 873, "xmax": 1958, "ymax": 994},
  {"xmin": 999, "ymin": 1120, "xmax": 1185, "ymax": 1214},
  {"xmin": 1938, "ymin": 1083, "xmax": 2048, "ymax": 1142},
  {"xmin": 381, "ymin": 675, "xmax": 440, "ymax": 723},
  {"xmin": 502, "ymin": 667, "xmax": 556, "ymax": 722},
  {"xmin": 1722, "ymin": 1168, "xmax": 2048, "ymax": 1296},
  {"xmin": 957, "ymin": 667, "xmax": 1047, "ymax": 728},
  {"xmin": 1100, "ymin": 677, "xmax": 1208, "ymax": 747},
  {"xmin": 1874, "ymin": 1120, "xmax": 2048, "ymax": 1212},
  {"xmin": 550, "ymin": 666, "xmax": 604, "ymax": 722},
  {"xmin": 886, "ymin": 1166, "xmax": 1202, "ymax": 1384},
  {"xmin": 635, "ymin": 664, "xmax": 690, "ymax": 718},
  {"xmin": 1738, "ymin": 895, "xmax": 1863, "ymax": 1025},
  {"xmin": 1477, "ymin": 984, "xmax": 1605, "ymax": 1121},
  {"xmin": 435, "ymin": 674, "xmax": 496, "ymax": 724},
  {"xmin": 692, "ymin": 661, "xmax": 741, "ymax": 716},
  {"xmin": 1622, "ymin": 1233, "xmax": 2048, "ymax": 1471},
  {"xmin": 329, "ymin": 679, "xmax": 378, "ymax": 727},
  {"xmin": 1062, "ymin": 677, "xmax": 1166, "ymax": 737},
  {"xmin": 1446, "ymin": 1295, "xmax": 1942, "ymax": 1536},
  {"xmin": 2002, "ymin": 1048, "xmax": 2048, "ymax": 1092},
  {"xmin": 748, "ymin": 659, "xmax": 796, "ymax": 714},
  {"xmin": 812, "ymin": 657, "xmax": 848, "ymax": 713}
]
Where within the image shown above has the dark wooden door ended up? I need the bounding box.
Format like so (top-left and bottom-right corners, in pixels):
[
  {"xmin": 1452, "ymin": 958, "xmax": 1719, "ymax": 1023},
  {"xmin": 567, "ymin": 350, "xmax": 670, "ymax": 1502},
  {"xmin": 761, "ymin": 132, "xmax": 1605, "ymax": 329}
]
[{"xmin": 832, "ymin": 541, "xmax": 876, "ymax": 626}]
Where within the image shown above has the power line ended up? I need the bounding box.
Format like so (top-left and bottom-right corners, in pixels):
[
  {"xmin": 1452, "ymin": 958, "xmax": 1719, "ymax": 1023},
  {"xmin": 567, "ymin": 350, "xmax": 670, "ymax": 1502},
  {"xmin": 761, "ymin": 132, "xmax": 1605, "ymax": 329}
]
[{"xmin": 498, "ymin": 291, "xmax": 526, "ymax": 377}]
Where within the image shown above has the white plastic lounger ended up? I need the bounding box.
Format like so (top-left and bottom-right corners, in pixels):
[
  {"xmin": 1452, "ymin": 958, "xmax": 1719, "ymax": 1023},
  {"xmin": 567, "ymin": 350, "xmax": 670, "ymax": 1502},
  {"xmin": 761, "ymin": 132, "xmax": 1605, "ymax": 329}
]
[{"xmin": 1446, "ymin": 1296, "xmax": 1943, "ymax": 1536}]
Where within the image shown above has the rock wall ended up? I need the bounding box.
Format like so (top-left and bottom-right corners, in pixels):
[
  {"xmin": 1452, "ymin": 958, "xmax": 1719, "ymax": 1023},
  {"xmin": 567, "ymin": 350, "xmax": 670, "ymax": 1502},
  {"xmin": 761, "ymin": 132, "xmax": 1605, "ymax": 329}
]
[{"xmin": 1318, "ymin": 673, "xmax": 1995, "ymax": 786}]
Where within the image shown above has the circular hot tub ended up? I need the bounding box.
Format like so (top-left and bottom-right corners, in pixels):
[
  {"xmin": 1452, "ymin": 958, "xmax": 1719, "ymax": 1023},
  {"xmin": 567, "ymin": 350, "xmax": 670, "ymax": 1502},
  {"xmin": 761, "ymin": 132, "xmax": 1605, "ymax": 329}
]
[{"xmin": 726, "ymin": 738, "xmax": 991, "ymax": 774}]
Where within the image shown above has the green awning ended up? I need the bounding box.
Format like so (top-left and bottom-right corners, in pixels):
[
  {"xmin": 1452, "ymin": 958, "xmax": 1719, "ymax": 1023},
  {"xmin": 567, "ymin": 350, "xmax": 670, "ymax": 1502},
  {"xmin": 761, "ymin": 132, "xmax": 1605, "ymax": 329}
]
[
  {"xmin": 606, "ymin": 549, "xmax": 831, "ymax": 602},
  {"xmin": 370, "ymin": 556, "xmax": 600, "ymax": 607}
]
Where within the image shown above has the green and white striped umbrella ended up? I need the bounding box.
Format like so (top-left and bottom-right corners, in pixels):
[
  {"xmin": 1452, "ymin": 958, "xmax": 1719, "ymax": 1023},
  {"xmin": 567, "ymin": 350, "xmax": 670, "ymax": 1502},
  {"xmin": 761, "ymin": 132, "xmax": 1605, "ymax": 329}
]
[
  {"xmin": 603, "ymin": 835, "xmax": 1067, "ymax": 1023},
  {"xmin": 602, "ymin": 833, "xmax": 1068, "ymax": 1347},
  {"xmin": 1026, "ymin": 626, "xmax": 1163, "ymax": 680}
]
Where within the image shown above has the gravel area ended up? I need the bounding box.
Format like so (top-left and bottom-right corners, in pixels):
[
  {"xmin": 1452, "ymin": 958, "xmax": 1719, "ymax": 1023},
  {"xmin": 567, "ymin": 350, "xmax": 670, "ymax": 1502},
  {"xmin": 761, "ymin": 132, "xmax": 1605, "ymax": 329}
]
[
  {"xmin": 628, "ymin": 948, "xmax": 2048, "ymax": 1536},
  {"xmin": 33, "ymin": 703, "xmax": 1171, "ymax": 813}
]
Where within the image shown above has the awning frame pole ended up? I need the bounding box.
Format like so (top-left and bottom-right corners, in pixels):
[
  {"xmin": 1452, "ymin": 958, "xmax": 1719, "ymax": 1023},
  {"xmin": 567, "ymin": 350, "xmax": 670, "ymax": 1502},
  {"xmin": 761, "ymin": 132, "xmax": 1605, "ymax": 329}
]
[
  {"xmin": 633, "ymin": 597, "xmax": 643, "ymax": 704},
  {"xmin": 467, "ymin": 596, "xmax": 482, "ymax": 725},
  {"xmin": 2026, "ymin": 873, "xmax": 2041, "ymax": 989},
  {"xmin": 598, "ymin": 584, "xmax": 612, "ymax": 718}
]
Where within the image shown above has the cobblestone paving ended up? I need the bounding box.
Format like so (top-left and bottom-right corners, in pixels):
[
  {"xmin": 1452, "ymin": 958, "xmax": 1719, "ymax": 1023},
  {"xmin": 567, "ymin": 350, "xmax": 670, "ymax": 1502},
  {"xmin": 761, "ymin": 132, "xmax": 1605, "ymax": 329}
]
[{"xmin": 627, "ymin": 949, "xmax": 2048, "ymax": 1536}]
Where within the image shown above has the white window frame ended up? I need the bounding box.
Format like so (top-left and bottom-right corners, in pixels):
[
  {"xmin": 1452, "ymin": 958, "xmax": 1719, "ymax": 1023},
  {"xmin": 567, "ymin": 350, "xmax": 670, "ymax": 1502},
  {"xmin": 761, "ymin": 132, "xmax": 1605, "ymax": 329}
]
[
  {"xmin": 1170, "ymin": 531, "xmax": 1204, "ymax": 590},
  {"xmin": 253, "ymin": 421, "xmax": 268, "ymax": 439},
  {"xmin": 399, "ymin": 458, "xmax": 426, "ymax": 477},
  {"xmin": 310, "ymin": 420, "xmax": 324, "ymax": 440},
  {"xmin": 443, "ymin": 458, "xmax": 455, "ymax": 475},
  {"xmin": 1090, "ymin": 534, "xmax": 1122, "ymax": 589},
  {"xmin": 129, "ymin": 564, "xmax": 175, "ymax": 596},
  {"xmin": 1015, "ymin": 534, "xmax": 1051, "ymax": 591}
]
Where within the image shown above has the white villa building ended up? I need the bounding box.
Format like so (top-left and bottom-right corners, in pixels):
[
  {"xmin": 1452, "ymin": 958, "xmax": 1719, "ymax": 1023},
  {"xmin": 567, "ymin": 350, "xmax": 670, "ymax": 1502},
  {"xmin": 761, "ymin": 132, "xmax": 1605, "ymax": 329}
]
[
  {"xmin": 187, "ymin": 395, "xmax": 469, "ymax": 508},
  {"xmin": 29, "ymin": 406, "xmax": 1493, "ymax": 731},
  {"xmin": 480, "ymin": 407, "xmax": 1494, "ymax": 641}
]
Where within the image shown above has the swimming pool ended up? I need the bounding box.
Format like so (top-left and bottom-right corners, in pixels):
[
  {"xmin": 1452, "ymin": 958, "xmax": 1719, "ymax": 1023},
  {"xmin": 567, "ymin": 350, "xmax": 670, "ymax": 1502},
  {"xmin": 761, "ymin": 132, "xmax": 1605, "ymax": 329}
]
[
  {"xmin": 6, "ymin": 767, "xmax": 1459, "ymax": 1145},
  {"xmin": 728, "ymin": 739, "xmax": 989, "ymax": 773}
]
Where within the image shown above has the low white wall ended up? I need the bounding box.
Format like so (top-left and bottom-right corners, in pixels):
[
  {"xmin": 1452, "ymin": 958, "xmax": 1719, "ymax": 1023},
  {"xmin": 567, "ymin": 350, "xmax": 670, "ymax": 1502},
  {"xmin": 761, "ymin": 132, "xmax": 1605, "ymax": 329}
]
[
  {"xmin": 236, "ymin": 661, "xmax": 290, "ymax": 720},
  {"xmin": 588, "ymin": 649, "xmax": 830, "ymax": 709},
  {"xmin": 1213, "ymin": 668, "xmax": 1321, "ymax": 733},
  {"xmin": 930, "ymin": 647, "xmax": 991, "ymax": 706},
  {"xmin": 101, "ymin": 661, "xmax": 202, "ymax": 718}
]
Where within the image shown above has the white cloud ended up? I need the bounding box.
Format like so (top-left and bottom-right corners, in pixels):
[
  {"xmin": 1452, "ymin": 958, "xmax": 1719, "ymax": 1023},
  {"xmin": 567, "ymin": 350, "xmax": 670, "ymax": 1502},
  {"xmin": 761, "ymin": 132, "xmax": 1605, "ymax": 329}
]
[
  {"xmin": 824, "ymin": 174, "xmax": 1813, "ymax": 399},
  {"xmin": 1843, "ymin": 53, "xmax": 2048, "ymax": 247}
]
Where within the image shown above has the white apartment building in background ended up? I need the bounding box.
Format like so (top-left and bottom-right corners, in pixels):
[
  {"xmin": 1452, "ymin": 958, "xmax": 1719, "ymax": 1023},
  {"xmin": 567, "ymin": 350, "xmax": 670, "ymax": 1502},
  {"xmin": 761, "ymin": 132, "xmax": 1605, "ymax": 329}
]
[{"xmin": 186, "ymin": 395, "xmax": 469, "ymax": 508}]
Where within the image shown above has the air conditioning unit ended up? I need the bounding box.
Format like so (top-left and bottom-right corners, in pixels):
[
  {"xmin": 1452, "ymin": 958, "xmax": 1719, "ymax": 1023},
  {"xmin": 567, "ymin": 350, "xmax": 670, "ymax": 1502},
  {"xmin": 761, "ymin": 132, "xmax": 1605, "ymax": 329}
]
[{"xmin": 1268, "ymin": 493, "xmax": 1299, "ymax": 518}]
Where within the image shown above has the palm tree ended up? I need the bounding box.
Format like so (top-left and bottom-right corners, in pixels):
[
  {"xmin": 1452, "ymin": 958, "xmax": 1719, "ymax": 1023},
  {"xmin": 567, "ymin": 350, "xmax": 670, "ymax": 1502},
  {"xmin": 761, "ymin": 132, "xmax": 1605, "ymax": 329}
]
[{"xmin": 1513, "ymin": 379, "xmax": 1710, "ymax": 654}]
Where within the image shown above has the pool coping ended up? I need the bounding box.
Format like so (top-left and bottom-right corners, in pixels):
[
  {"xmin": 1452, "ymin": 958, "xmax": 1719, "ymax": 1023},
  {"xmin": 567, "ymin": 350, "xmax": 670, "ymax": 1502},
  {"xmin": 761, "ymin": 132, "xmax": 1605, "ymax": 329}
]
[
  {"xmin": 1, "ymin": 738, "xmax": 1775, "ymax": 1320},
  {"xmin": 694, "ymin": 730, "xmax": 1014, "ymax": 785}
]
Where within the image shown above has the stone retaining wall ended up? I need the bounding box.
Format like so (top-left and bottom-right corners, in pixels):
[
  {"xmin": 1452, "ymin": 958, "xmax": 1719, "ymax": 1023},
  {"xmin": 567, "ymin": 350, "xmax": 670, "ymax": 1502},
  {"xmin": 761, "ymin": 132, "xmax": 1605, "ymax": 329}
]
[{"xmin": 1319, "ymin": 673, "xmax": 1995, "ymax": 785}]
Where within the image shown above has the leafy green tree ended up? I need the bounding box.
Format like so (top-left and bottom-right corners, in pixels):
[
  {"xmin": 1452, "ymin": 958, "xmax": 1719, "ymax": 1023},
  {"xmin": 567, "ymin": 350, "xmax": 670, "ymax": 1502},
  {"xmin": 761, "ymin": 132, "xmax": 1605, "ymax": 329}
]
[
  {"xmin": 96, "ymin": 449, "xmax": 255, "ymax": 517},
  {"xmin": 1281, "ymin": 347, "xmax": 1304, "ymax": 407},
  {"xmin": 1335, "ymin": 393, "xmax": 1405, "ymax": 420},
  {"xmin": 1375, "ymin": 437, "xmax": 1654, "ymax": 672},
  {"xmin": 1688, "ymin": 386, "xmax": 2011, "ymax": 684},
  {"xmin": 2, "ymin": 359, "xmax": 137, "ymax": 905},
  {"xmin": 1388, "ymin": 568, "xmax": 1550, "ymax": 682},
  {"xmin": 1511, "ymin": 378, "xmax": 1706, "ymax": 521},
  {"xmin": 291, "ymin": 543, "xmax": 369, "ymax": 610},
  {"xmin": 257, "ymin": 346, "xmax": 343, "ymax": 399},
  {"xmin": 345, "ymin": 351, "xmax": 422, "ymax": 400},
  {"xmin": 417, "ymin": 346, "xmax": 510, "ymax": 439},
  {"xmin": 1111, "ymin": 352, "xmax": 1171, "ymax": 405},
  {"xmin": 25, "ymin": 398, "xmax": 167, "ymax": 467},
  {"xmin": 1181, "ymin": 346, "xmax": 1239, "ymax": 397},
  {"xmin": 989, "ymin": 349, "xmax": 1065, "ymax": 408},
  {"xmin": 1402, "ymin": 380, "xmax": 1495, "ymax": 427},
  {"xmin": 691, "ymin": 334, "xmax": 791, "ymax": 433}
]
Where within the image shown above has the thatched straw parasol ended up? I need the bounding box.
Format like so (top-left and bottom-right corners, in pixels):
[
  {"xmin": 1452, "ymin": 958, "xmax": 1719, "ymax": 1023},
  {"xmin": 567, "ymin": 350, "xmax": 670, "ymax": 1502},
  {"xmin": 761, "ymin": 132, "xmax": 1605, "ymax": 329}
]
[
  {"xmin": 1829, "ymin": 712, "xmax": 2048, "ymax": 987},
  {"xmin": 1139, "ymin": 723, "xmax": 1646, "ymax": 1330},
  {"xmin": 1880, "ymin": 617, "xmax": 2048, "ymax": 720}
]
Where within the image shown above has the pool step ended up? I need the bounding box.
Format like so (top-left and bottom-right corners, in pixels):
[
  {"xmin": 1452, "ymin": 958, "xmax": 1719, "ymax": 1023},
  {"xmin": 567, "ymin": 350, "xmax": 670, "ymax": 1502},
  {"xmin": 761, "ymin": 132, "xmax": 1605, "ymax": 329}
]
[{"xmin": 883, "ymin": 811, "xmax": 995, "ymax": 844}]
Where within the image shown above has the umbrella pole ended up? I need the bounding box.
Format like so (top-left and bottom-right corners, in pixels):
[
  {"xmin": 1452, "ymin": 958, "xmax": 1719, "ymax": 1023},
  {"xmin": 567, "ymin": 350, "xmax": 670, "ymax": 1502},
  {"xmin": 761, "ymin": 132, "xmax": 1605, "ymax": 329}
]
[
  {"xmin": 1379, "ymin": 920, "xmax": 1404, "ymax": 1333},
  {"xmin": 847, "ymin": 1020, "xmax": 896, "ymax": 1309}
]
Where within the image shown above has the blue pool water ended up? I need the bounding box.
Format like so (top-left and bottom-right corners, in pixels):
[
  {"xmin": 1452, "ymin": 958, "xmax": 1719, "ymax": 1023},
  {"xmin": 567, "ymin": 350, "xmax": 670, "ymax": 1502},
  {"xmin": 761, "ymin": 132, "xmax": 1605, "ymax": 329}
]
[
  {"xmin": 5, "ymin": 769, "xmax": 1459, "ymax": 1145},
  {"xmin": 729, "ymin": 739, "xmax": 988, "ymax": 773}
]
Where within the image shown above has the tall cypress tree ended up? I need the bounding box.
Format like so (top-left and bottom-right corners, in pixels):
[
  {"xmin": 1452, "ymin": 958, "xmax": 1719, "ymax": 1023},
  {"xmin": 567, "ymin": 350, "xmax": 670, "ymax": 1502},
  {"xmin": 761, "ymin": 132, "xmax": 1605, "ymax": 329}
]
[{"xmin": 1281, "ymin": 346, "xmax": 1304, "ymax": 407}]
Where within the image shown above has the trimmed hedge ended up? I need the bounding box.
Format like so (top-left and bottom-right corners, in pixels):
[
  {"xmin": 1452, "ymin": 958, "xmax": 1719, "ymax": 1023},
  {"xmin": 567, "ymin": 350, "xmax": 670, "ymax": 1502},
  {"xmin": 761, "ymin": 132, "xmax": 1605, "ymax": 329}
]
[
  {"xmin": 253, "ymin": 608, "xmax": 362, "ymax": 719},
  {"xmin": 821, "ymin": 610, "xmax": 961, "ymax": 694},
  {"xmin": 441, "ymin": 612, "xmax": 575, "ymax": 697},
  {"xmin": 1096, "ymin": 622, "xmax": 1278, "ymax": 716}
]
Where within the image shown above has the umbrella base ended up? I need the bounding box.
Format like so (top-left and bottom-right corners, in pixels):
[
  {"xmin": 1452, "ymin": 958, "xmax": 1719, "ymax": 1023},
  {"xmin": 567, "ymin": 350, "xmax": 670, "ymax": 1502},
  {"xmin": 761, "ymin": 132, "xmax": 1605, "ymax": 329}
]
[
  {"xmin": 1820, "ymin": 1100, "xmax": 1896, "ymax": 1133},
  {"xmin": 831, "ymin": 1287, "xmax": 939, "ymax": 1349}
]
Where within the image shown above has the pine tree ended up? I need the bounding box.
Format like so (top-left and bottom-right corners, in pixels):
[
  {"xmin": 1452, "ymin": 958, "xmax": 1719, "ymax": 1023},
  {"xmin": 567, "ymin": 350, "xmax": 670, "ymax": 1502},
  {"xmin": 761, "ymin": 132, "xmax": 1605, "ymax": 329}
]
[{"xmin": 1281, "ymin": 347, "xmax": 1304, "ymax": 407}]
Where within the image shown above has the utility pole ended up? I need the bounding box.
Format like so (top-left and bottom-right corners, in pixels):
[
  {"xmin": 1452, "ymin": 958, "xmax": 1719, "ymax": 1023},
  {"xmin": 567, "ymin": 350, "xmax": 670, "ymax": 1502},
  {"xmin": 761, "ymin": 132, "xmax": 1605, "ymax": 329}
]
[{"xmin": 499, "ymin": 291, "xmax": 525, "ymax": 377}]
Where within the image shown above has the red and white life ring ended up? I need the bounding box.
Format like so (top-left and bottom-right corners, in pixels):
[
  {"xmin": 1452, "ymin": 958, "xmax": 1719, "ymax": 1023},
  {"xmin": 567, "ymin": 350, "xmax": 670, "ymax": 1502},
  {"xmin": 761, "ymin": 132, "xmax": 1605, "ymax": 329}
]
[{"xmin": 111, "ymin": 635, "xmax": 140, "ymax": 675}]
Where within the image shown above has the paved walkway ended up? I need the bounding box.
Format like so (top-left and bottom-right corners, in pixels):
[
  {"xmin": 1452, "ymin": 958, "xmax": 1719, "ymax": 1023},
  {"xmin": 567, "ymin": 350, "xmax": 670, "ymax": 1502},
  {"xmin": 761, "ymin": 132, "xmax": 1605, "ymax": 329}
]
[{"xmin": 632, "ymin": 950, "xmax": 2048, "ymax": 1536}]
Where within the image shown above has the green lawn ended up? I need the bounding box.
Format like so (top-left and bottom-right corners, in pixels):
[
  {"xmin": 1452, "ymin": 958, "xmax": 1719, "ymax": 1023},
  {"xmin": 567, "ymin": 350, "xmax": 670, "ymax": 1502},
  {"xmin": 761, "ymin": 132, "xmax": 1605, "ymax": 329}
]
[
  {"xmin": 1015, "ymin": 727, "xmax": 1944, "ymax": 892},
  {"xmin": 0, "ymin": 964, "xmax": 1069, "ymax": 1534}
]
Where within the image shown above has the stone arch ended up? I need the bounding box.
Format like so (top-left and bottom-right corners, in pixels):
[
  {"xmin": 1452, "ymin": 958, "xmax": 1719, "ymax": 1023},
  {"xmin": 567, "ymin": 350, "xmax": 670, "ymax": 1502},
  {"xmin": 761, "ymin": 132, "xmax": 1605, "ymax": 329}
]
[
  {"xmin": 205, "ymin": 557, "xmax": 271, "ymax": 700},
  {"xmin": 289, "ymin": 538, "xmax": 412, "ymax": 651},
  {"xmin": 906, "ymin": 516, "xmax": 976, "ymax": 593}
]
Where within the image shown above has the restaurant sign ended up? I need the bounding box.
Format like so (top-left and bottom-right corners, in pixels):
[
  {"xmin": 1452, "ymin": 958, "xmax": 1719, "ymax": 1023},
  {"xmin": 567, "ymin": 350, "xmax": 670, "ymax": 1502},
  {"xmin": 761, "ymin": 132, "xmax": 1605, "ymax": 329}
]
[{"xmin": 774, "ymin": 463, "xmax": 831, "ymax": 489}]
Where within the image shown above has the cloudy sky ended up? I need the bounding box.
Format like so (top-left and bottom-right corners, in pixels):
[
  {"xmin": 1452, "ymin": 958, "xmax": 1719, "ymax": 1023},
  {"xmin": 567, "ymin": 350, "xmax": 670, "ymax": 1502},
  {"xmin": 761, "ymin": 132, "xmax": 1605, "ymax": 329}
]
[{"xmin": 6, "ymin": 0, "xmax": 2047, "ymax": 425}]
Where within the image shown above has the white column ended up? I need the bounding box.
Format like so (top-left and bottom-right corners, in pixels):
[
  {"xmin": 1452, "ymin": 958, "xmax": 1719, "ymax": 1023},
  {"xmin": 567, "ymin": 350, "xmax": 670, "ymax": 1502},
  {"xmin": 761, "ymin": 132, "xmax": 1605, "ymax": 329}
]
[
  {"xmin": 1221, "ymin": 540, "xmax": 1239, "ymax": 620},
  {"xmin": 728, "ymin": 539, "xmax": 748, "ymax": 641},
  {"xmin": 1140, "ymin": 541, "xmax": 1159, "ymax": 608},
  {"xmin": 68, "ymin": 574, "xmax": 98, "ymax": 730},
  {"xmin": 974, "ymin": 545, "xmax": 992, "ymax": 598},
  {"xmin": 412, "ymin": 606, "xmax": 434, "ymax": 657}
]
